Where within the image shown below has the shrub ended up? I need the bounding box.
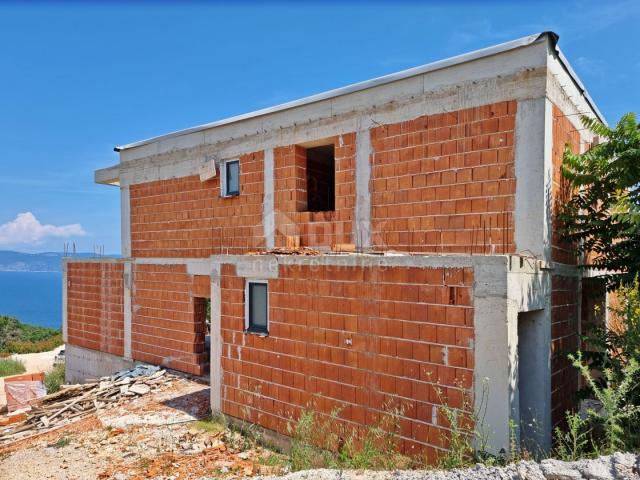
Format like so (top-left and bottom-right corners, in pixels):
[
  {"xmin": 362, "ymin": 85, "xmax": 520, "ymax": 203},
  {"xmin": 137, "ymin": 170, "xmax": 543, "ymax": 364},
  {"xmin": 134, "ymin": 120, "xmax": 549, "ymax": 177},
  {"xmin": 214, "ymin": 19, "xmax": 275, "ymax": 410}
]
[
  {"xmin": 45, "ymin": 363, "xmax": 65, "ymax": 394},
  {"xmin": 570, "ymin": 352, "xmax": 640, "ymax": 454},
  {"xmin": 0, "ymin": 357, "xmax": 26, "ymax": 377},
  {"xmin": 5, "ymin": 333, "xmax": 63, "ymax": 354},
  {"xmin": 0, "ymin": 315, "xmax": 62, "ymax": 354}
]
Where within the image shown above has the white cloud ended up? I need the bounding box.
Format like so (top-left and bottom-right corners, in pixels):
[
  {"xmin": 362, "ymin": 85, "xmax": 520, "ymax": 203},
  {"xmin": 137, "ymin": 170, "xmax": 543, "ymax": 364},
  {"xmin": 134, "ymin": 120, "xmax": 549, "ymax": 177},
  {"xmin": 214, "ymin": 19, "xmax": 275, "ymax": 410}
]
[{"xmin": 0, "ymin": 212, "xmax": 86, "ymax": 247}]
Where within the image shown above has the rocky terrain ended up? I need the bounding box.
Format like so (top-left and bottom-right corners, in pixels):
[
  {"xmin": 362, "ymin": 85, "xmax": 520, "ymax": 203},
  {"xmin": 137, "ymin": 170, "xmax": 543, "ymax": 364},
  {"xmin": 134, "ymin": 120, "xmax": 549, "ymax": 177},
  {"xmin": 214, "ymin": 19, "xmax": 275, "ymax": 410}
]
[{"xmin": 256, "ymin": 453, "xmax": 640, "ymax": 480}]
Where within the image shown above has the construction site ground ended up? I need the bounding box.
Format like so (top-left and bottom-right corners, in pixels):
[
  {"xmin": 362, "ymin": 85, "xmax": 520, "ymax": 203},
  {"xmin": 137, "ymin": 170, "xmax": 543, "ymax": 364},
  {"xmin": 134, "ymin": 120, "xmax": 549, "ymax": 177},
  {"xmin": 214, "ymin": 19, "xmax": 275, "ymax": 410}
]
[{"xmin": 0, "ymin": 375, "xmax": 288, "ymax": 480}]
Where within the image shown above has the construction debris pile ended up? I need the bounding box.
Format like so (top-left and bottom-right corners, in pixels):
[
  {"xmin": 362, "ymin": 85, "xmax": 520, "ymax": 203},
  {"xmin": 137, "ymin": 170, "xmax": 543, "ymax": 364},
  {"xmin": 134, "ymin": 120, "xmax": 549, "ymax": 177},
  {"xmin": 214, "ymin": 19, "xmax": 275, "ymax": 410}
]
[{"xmin": 0, "ymin": 364, "xmax": 174, "ymax": 445}]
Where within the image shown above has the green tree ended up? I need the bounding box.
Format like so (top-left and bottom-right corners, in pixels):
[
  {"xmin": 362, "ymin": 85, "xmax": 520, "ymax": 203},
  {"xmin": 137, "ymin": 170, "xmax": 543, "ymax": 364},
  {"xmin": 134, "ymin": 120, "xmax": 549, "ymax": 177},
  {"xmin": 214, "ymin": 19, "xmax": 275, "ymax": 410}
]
[{"xmin": 559, "ymin": 112, "xmax": 640, "ymax": 287}]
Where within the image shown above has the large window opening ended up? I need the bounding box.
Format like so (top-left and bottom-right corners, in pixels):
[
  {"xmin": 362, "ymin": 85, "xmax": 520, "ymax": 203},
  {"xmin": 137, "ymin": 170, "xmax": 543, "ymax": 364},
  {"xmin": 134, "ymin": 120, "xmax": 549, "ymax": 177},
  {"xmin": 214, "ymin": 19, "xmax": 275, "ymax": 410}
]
[{"xmin": 305, "ymin": 144, "xmax": 335, "ymax": 212}]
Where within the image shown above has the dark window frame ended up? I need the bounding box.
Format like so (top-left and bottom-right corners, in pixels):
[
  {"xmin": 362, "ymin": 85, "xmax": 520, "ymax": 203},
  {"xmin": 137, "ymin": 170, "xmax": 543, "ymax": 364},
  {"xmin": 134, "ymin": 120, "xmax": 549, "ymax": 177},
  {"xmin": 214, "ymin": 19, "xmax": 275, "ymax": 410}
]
[
  {"xmin": 224, "ymin": 159, "xmax": 240, "ymax": 197},
  {"xmin": 245, "ymin": 280, "xmax": 269, "ymax": 335}
]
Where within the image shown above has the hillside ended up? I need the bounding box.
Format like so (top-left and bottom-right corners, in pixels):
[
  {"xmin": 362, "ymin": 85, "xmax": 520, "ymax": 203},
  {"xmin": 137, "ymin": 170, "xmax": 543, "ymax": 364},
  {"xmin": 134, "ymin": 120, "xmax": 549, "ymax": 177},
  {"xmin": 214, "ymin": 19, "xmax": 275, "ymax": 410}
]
[
  {"xmin": 0, "ymin": 251, "xmax": 112, "ymax": 272},
  {"xmin": 0, "ymin": 315, "xmax": 62, "ymax": 354}
]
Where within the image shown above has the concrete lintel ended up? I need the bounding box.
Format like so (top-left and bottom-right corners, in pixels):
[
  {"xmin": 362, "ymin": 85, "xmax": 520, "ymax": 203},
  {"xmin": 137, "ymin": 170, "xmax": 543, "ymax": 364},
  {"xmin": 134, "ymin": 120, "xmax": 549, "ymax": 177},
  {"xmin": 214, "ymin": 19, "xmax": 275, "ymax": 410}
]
[
  {"xmin": 186, "ymin": 259, "xmax": 212, "ymax": 276},
  {"xmin": 234, "ymin": 257, "xmax": 280, "ymax": 279},
  {"xmin": 210, "ymin": 263, "xmax": 222, "ymax": 413}
]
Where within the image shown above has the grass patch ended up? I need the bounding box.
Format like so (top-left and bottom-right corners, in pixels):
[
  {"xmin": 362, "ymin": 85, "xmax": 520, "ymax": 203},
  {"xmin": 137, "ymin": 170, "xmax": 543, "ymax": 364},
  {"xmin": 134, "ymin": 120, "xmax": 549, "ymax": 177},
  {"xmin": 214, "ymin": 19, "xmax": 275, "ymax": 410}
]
[
  {"xmin": 45, "ymin": 363, "xmax": 65, "ymax": 394},
  {"xmin": 0, "ymin": 357, "xmax": 26, "ymax": 377},
  {"xmin": 288, "ymin": 403, "xmax": 411, "ymax": 472},
  {"xmin": 192, "ymin": 414, "xmax": 226, "ymax": 434},
  {"xmin": 52, "ymin": 436, "xmax": 71, "ymax": 449},
  {"xmin": 0, "ymin": 315, "xmax": 62, "ymax": 354}
]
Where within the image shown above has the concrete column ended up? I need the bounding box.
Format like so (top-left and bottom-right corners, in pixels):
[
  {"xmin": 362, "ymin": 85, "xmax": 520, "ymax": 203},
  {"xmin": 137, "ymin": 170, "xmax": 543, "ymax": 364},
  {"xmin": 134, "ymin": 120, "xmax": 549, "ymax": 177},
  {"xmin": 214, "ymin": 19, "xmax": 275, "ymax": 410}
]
[
  {"xmin": 514, "ymin": 97, "xmax": 548, "ymax": 259},
  {"xmin": 62, "ymin": 261, "xmax": 68, "ymax": 343},
  {"xmin": 123, "ymin": 261, "xmax": 133, "ymax": 360},
  {"xmin": 121, "ymin": 185, "xmax": 132, "ymax": 257},
  {"xmin": 263, "ymin": 148, "xmax": 275, "ymax": 249},
  {"xmin": 210, "ymin": 263, "xmax": 222, "ymax": 412},
  {"xmin": 354, "ymin": 130, "xmax": 372, "ymax": 248},
  {"xmin": 473, "ymin": 256, "xmax": 511, "ymax": 453}
]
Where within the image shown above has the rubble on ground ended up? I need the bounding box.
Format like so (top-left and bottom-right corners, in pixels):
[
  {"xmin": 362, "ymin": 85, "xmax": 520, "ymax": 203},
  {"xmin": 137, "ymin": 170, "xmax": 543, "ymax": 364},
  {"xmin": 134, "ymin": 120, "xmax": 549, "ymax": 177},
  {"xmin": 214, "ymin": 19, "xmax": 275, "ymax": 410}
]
[
  {"xmin": 0, "ymin": 364, "xmax": 174, "ymax": 444},
  {"xmin": 0, "ymin": 374, "xmax": 288, "ymax": 480}
]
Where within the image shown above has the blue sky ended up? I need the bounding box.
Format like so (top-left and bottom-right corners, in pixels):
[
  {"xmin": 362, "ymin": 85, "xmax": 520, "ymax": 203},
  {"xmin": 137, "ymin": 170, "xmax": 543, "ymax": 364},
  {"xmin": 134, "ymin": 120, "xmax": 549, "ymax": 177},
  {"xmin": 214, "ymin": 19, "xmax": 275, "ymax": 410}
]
[{"xmin": 0, "ymin": 0, "xmax": 638, "ymax": 254}]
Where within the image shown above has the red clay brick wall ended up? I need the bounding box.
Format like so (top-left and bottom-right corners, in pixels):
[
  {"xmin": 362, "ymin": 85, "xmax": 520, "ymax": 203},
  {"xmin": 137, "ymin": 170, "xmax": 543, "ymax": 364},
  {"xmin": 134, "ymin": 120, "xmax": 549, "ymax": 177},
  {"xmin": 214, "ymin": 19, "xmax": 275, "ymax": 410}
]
[
  {"xmin": 219, "ymin": 262, "xmax": 474, "ymax": 460},
  {"xmin": 129, "ymin": 151, "xmax": 265, "ymax": 258},
  {"xmin": 551, "ymin": 105, "xmax": 581, "ymax": 264},
  {"xmin": 131, "ymin": 263, "xmax": 210, "ymax": 375},
  {"xmin": 274, "ymin": 134, "xmax": 355, "ymax": 248},
  {"xmin": 550, "ymin": 274, "xmax": 580, "ymax": 427},
  {"xmin": 66, "ymin": 262, "xmax": 125, "ymax": 357},
  {"xmin": 370, "ymin": 102, "xmax": 516, "ymax": 254}
]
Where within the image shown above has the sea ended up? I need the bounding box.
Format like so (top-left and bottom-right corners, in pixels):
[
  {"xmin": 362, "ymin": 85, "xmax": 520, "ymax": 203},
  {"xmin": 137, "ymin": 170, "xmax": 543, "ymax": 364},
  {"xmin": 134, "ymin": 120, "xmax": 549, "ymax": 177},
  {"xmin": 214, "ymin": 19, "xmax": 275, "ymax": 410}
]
[{"xmin": 0, "ymin": 271, "xmax": 62, "ymax": 329}]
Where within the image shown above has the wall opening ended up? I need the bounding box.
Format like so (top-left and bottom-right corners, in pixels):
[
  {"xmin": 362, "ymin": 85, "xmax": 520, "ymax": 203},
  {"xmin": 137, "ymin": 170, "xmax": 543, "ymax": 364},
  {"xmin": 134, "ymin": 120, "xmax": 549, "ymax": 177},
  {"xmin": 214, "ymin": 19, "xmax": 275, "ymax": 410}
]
[
  {"xmin": 194, "ymin": 297, "xmax": 210, "ymax": 375},
  {"xmin": 517, "ymin": 309, "xmax": 548, "ymax": 455},
  {"xmin": 305, "ymin": 144, "xmax": 335, "ymax": 212}
]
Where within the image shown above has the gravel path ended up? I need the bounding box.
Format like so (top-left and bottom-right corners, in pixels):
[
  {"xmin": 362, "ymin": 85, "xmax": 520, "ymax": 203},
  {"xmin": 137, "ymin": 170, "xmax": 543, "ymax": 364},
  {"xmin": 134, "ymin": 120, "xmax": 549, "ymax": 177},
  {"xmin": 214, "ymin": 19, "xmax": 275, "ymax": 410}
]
[{"xmin": 0, "ymin": 441, "xmax": 106, "ymax": 480}]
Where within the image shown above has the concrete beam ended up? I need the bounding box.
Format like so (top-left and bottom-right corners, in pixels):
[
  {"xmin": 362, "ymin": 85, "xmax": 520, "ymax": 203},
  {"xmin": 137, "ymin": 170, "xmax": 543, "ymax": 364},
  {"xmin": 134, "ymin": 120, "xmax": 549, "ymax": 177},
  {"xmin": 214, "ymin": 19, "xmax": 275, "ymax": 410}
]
[{"xmin": 117, "ymin": 65, "xmax": 548, "ymax": 187}]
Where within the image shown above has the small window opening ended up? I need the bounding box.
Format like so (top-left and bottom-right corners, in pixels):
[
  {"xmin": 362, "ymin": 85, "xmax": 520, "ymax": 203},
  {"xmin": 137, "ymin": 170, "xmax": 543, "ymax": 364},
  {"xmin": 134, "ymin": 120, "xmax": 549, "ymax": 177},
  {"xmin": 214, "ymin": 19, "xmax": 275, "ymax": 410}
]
[
  {"xmin": 306, "ymin": 144, "xmax": 335, "ymax": 212},
  {"xmin": 246, "ymin": 281, "xmax": 268, "ymax": 335},
  {"xmin": 223, "ymin": 159, "xmax": 240, "ymax": 196}
]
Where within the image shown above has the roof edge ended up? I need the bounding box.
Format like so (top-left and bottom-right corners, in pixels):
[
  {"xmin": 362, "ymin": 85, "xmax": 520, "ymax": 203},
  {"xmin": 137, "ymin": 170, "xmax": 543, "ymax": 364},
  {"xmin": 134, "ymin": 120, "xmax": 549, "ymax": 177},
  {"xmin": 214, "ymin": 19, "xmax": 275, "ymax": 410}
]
[
  {"xmin": 545, "ymin": 32, "xmax": 606, "ymax": 124},
  {"xmin": 115, "ymin": 32, "xmax": 550, "ymax": 152}
]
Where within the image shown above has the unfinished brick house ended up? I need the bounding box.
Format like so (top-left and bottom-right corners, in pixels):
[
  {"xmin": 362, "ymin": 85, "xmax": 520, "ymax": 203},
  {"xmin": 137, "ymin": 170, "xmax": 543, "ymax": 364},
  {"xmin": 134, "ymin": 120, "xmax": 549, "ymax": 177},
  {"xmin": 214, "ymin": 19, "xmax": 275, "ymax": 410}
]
[{"xmin": 63, "ymin": 32, "xmax": 604, "ymax": 460}]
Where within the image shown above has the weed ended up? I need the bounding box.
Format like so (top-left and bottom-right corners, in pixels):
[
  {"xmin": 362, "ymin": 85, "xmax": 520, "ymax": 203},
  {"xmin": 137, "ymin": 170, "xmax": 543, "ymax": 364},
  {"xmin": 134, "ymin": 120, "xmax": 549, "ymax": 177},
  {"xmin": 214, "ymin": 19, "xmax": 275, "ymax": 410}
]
[
  {"xmin": 288, "ymin": 401, "xmax": 409, "ymax": 472},
  {"xmin": 570, "ymin": 351, "xmax": 640, "ymax": 454},
  {"xmin": 435, "ymin": 379, "xmax": 491, "ymax": 469},
  {"xmin": 45, "ymin": 363, "xmax": 65, "ymax": 393},
  {"xmin": 53, "ymin": 436, "xmax": 71, "ymax": 448},
  {"xmin": 554, "ymin": 411, "xmax": 592, "ymax": 462},
  {"xmin": 0, "ymin": 357, "xmax": 26, "ymax": 377}
]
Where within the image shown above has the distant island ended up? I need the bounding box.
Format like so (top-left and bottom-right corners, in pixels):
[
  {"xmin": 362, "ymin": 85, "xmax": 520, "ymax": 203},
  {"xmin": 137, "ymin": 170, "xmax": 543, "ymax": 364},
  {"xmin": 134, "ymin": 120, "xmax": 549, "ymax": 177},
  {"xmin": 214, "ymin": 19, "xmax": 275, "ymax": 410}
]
[{"xmin": 0, "ymin": 251, "xmax": 118, "ymax": 272}]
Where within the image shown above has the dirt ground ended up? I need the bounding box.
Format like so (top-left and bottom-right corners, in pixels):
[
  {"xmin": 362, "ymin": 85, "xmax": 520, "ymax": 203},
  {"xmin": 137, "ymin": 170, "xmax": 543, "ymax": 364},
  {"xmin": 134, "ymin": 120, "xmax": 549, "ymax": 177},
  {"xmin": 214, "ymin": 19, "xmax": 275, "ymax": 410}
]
[{"xmin": 0, "ymin": 376, "xmax": 287, "ymax": 480}]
